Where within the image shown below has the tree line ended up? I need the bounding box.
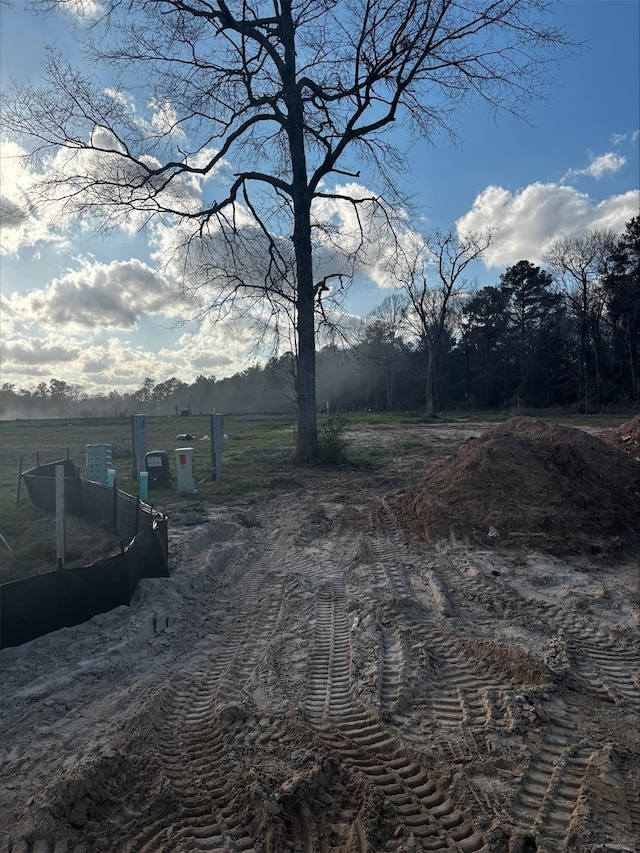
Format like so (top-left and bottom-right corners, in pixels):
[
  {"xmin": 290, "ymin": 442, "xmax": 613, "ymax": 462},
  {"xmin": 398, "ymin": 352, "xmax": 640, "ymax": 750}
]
[
  {"xmin": 3, "ymin": 218, "xmax": 637, "ymax": 421},
  {"xmin": 365, "ymin": 217, "xmax": 639, "ymax": 413}
]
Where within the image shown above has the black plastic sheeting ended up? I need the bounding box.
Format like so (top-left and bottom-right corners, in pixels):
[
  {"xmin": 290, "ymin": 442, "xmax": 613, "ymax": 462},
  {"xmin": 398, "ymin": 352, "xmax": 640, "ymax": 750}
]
[
  {"xmin": 22, "ymin": 458, "xmax": 82, "ymax": 514},
  {"xmin": 21, "ymin": 459, "xmax": 160, "ymax": 545},
  {"xmin": 0, "ymin": 527, "xmax": 169, "ymax": 649}
]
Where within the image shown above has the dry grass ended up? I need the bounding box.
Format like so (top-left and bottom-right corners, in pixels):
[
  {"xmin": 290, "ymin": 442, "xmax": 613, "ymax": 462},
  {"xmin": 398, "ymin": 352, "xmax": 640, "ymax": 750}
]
[{"xmin": 0, "ymin": 513, "xmax": 122, "ymax": 585}]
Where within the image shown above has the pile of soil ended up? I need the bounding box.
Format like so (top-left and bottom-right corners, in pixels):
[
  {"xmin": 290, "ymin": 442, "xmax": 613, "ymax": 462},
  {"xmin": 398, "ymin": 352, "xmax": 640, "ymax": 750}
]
[
  {"xmin": 399, "ymin": 417, "xmax": 640, "ymax": 557},
  {"xmin": 603, "ymin": 414, "xmax": 640, "ymax": 459}
]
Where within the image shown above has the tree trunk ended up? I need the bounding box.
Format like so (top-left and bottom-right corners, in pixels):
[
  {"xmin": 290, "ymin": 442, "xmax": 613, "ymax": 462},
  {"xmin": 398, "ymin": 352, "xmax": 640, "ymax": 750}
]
[
  {"xmin": 282, "ymin": 0, "xmax": 317, "ymax": 463},
  {"xmin": 385, "ymin": 350, "xmax": 394, "ymax": 411},
  {"xmin": 464, "ymin": 336, "xmax": 470, "ymax": 410},
  {"xmin": 425, "ymin": 347, "xmax": 435, "ymax": 419},
  {"xmin": 294, "ymin": 206, "xmax": 318, "ymax": 463}
]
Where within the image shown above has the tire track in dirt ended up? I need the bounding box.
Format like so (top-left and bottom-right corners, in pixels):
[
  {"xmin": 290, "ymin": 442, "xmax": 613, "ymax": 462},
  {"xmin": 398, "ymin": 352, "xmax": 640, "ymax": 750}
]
[
  {"xmin": 378, "ymin": 624, "xmax": 408, "ymax": 712},
  {"xmin": 100, "ymin": 564, "xmax": 292, "ymax": 851},
  {"xmin": 396, "ymin": 614, "xmax": 559, "ymax": 834},
  {"xmin": 362, "ymin": 515, "xmax": 550, "ymax": 726},
  {"xmin": 20, "ymin": 516, "xmax": 314, "ymax": 853},
  {"xmin": 361, "ymin": 505, "xmax": 614, "ymax": 853},
  {"xmin": 357, "ymin": 517, "xmax": 517, "ymax": 844},
  {"xmin": 376, "ymin": 513, "xmax": 639, "ymax": 852},
  {"xmin": 510, "ymin": 717, "xmax": 596, "ymax": 851},
  {"xmin": 304, "ymin": 561, "xmax": 487, "ymax": 852},
  {"xmin": 619, "ymin": 752, "xmax": 640, "ymax": 839},
  {"xmin": 567, "ymin": 636, "xmax": 640, "ymax": 711},
  {"xmin": 110, "ymin": 520, "xmax": 370, "ymax": 853},
  {"xmin": 423, "ymin": 630, "xmax": 523, "ymax": 730},
  {"xmin": 420, "ymin": 541, "xmax": 640, "ymax": 715}
]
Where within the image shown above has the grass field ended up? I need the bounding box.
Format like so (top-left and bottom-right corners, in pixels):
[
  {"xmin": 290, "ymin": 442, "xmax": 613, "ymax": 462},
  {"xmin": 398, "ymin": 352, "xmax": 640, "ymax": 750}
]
[{"xmin": 0, "ymin": 410, "xmax": 630, "ymax": 584}]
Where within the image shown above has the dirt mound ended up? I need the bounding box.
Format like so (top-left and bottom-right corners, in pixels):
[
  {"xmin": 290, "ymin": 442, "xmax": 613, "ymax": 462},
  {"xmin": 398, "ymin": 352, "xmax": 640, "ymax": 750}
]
[
  {"xmin": 603, "ymin": 414, "xmax": 640, "ymax": 459},
  {"xmin": 399, "ymin": 417, "xmax": 640, "ymax": 557}
]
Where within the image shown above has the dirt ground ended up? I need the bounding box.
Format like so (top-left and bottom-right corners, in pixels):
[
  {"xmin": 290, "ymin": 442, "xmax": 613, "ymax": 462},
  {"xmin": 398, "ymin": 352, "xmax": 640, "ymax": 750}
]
[{"xmin": 1, "ymin": 417, "xmax": 638, "ymax": 853}]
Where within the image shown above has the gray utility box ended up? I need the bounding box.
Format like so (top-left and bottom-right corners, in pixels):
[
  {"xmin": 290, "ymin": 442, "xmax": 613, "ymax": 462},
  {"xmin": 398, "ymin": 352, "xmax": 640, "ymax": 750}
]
[
  {"xmin": 144, "ymin": 450, "xmax": 171, "ymax": 489},
  {"xmin": 131, "ymin": 414, "xmax": 147, "ymax": 479}
]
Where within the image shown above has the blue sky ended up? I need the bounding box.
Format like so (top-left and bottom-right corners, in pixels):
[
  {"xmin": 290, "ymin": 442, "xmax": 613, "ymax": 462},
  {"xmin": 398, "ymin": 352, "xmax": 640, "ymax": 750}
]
[{"xmin": 0, "ymin": 0, "xmax": 638, "ymax": 398}]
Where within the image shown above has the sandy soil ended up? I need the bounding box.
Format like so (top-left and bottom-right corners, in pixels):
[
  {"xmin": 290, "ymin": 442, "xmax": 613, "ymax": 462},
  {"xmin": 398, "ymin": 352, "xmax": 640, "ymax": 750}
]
[{"xmin": 1, "ymin": 419, "xmax": 638, "ymax": 853}]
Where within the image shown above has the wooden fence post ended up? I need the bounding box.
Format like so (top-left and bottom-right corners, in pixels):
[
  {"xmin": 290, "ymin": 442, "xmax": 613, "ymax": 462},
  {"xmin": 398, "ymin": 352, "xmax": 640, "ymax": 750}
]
[
  {"xmin": 135, "ymin": 497, "xmax": 141, "ymax": 538},
  {"xmin": 112, "ymin": 480, "xmax": 118, "ymax": 532},
  {"xmin": 16, "ymin": 456, "xmax": 23, "ymax": 505},
  {"xmin": 55, "ymin": 464, "xmax": 66, "ymax": 569}
]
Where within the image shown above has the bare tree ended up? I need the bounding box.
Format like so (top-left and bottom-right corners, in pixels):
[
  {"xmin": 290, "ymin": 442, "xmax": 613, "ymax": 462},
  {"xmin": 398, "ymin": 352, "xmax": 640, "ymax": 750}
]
[
  {"xmin": 543, "ymin": 229, "xmax": 618, "ymax": 411},
  {"xmin": 365, "ymin": 293, "xmax": 410, "ymax": 411},
  {"xmin": 3, "ymin": 0, "xmax": 572, "ymax": 460},
  {"xmin": 402, "ymin": 229, "xmax": 491, "ymax": 418}
]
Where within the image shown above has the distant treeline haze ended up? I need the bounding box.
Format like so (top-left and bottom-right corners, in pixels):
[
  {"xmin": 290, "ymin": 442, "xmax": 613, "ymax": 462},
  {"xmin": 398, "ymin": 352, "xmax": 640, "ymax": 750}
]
[{"xmin": 2, "ymin": 218, "xmax": 638, "ymax": 418}]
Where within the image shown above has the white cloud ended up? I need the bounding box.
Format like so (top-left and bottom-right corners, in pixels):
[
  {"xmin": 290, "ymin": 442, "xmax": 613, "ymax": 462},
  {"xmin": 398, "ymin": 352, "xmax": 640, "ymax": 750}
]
[
  {"xmin": 149, "ymin": 99, "xmax": 186, "ymax": 139},
  {"xmin": 611, "ymin": 130, "xmax": 640, "ymax": 147},
  {"xmin": 152, "ymin": 178, "xmax": 424, "ymax": 305},
  {"xmin": 104, "ymin": 89, "xmax": 136, "ymax": 112},
  {"xmin": 43, "ymin": 138, "xmax": 203, "ymax": 233},
  {"xmin": 148, "ymin": 201, "xmax": 298, "ymax": 326},
  {"xmin": 0, "ymin": 141, "xmax": 69, "ymax": 255},
  {"xmin": 311, "ymin": 182, "xmax": 421, "ymax": 290},
  {"xmin": 78, "ymin": 339, "xmax": 178, "ymax": 391},
  {"xmin": 3, "ymin": 335, "xmax": 82, "ymax": 367},
  {"xmin": 564, "ymin": 152, "xmax": 627, "ymax": 181},
  {"xmin": 0, "ymin": 315, "xmax": 263, "ymax": 395},
  {"xmin": 61, "ymin": 0, "xmax": 103, "ymax": 19},
  {"xmin": 1, "ymin": 127, "xmax": 225, "ymax": 254},
  {"xmin": 1, "ymin": 332, "xmax": 159, "ymax": 395},
  {"xmin": 157, "ymin": 325, "xmax": 246, "ymax": 375},
  {"xmin": 456, "ymin": 183, "xmax": 639, "ymax": 268},
  {"xmin": 3, "ymin": 258, "xmax": 174, "ymax": 330},
  {"xmin": 0, "ymin": 253, "xmax": 279, "ymax": 393}
]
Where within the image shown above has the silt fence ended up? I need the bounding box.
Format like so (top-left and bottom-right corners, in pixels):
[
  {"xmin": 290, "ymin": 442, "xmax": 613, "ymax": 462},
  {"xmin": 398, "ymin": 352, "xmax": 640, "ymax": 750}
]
[{"xmin": 1, "ymin": 459, "xmax": 169, "ymax": 649}]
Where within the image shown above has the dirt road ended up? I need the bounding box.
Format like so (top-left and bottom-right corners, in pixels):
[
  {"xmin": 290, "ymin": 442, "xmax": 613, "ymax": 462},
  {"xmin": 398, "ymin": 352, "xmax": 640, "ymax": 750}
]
[{"xmin": 1, "ymin": 421, "xmax": 638, "ymax": 852}]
